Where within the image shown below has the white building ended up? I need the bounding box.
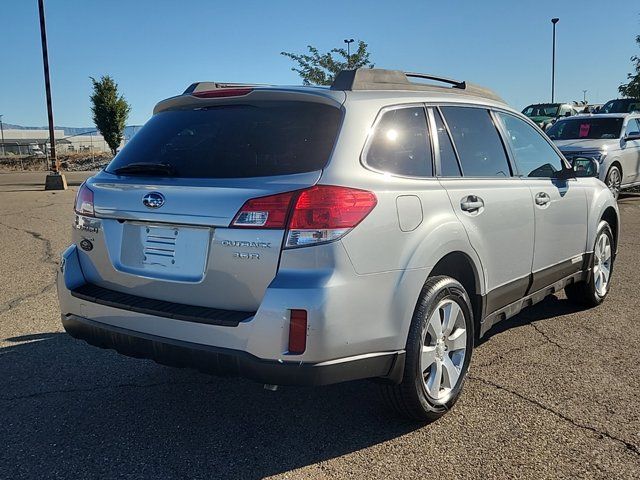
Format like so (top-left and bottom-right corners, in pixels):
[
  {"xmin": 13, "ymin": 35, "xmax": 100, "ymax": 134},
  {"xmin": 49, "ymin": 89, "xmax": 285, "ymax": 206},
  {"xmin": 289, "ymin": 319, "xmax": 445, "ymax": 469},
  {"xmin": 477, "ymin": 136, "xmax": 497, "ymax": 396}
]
[{"xmin": 0, "ymin": 129, "xmax": 112, "ymax": 156}]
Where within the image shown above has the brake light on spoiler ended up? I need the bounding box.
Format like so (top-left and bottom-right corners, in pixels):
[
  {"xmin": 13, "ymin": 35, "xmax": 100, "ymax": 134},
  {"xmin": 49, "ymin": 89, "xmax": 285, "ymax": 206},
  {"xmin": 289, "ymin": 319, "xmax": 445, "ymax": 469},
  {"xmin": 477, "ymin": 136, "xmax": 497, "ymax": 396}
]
[
  {"xmin": 191, "ymin": 88, "xmax": 253, "ymax": 98},
  {"xmin": 231, "ymin": 185, "xmax": 377, "ymax": 248}
]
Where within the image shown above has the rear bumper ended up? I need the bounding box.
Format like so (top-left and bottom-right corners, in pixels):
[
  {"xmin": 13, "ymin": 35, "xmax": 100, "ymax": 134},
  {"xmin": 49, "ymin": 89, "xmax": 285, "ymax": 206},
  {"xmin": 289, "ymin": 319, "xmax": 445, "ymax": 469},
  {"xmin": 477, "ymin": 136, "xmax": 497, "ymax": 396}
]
[
  {"xmin": 57, "ymin": 244, "xmax": 407, "ymax": 385},
  {"xmin": 61, "ymin": 313, "xmax": 404, "ymax": 386}
]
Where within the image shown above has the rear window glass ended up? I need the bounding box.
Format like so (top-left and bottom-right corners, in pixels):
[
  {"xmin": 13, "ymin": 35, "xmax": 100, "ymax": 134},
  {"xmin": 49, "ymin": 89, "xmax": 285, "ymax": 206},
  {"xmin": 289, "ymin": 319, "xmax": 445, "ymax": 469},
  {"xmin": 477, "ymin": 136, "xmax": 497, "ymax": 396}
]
[{"xmin": 106, "ymin": 102, "xmax": 341, "ymax": 178}]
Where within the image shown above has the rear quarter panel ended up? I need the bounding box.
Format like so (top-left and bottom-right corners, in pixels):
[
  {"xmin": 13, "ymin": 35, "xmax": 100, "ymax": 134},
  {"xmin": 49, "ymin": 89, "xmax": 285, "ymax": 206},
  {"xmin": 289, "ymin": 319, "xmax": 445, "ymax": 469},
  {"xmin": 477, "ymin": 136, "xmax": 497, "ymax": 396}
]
[{"xmin": 317, "ymin": 97, "xmax": 485, "ymax": 348}]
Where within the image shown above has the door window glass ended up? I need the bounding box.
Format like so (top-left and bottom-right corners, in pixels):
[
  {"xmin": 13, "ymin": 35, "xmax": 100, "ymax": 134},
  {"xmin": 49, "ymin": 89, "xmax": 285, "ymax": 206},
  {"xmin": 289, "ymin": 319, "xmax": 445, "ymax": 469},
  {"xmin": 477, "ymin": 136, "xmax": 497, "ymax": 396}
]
[
  {"xmin": 440, "ymin": 107, "xmax": 511, "ymax": 177},
  {"xmin": 627, "ymin": 118, "xmax": 640, "ymax": 135},
  {"xmin": 497, "ymin": 112, "xmax": 564, "ymax": 178}
]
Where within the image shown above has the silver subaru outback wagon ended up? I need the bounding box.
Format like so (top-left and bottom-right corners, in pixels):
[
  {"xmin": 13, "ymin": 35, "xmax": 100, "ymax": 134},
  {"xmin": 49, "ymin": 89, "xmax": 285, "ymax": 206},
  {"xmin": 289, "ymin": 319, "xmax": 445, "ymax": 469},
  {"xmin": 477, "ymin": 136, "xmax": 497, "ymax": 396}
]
[{"xmin": 58, "ymin": 69, "xmax": 619, "ymax": 420}]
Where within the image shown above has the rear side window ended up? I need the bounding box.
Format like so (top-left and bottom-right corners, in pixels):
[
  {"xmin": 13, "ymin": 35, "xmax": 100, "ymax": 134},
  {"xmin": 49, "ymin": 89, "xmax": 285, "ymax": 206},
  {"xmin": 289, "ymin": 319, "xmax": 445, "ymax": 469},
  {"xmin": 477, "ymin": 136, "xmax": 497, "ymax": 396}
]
[
  {"xmin": 440, "ymin": 107, "xmax": 511, "ymax": 177},
  {"xmin": 497, "ymin": 112, "xmax": 564, "ymax": 178},
  {"xmin": 106, "ymin": 102, "xmax": 341, "ymax": 178},
  {"xmin": 365, "ymin": 106, "xmax": 433, "ymax": 177}
]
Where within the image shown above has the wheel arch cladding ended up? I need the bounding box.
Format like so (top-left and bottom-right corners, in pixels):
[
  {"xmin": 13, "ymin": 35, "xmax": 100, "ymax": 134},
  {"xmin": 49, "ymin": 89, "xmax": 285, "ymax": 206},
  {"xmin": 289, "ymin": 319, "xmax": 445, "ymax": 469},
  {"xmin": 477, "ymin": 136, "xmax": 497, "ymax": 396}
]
[{"xmin": 601, "ymin": 206, "xmax": 619, "ymax": 252}]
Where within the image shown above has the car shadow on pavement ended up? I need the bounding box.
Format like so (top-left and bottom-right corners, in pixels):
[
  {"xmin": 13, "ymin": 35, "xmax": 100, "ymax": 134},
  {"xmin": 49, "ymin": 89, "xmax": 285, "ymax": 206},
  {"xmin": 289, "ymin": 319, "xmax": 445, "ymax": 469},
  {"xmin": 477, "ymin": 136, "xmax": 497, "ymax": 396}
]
[
  {"xmin": 1, "ymin": 296, "xmax": 587, "ymax": 478},
  {"xmin": 0, "ymin": 332, "xmax": 420, "ymax": 479},
  {"xmin": 478, "ymin": 294, "xmax": 585, "ymax": 344}
]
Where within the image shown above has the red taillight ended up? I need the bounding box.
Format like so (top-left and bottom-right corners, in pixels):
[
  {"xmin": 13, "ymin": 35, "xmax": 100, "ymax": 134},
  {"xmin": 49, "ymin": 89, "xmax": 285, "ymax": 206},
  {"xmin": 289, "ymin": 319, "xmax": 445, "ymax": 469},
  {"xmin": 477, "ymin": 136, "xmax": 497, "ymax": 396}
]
[
  {"xmin": 232, "ymin": 191, "xmax": 296, "ymax": 228},
  {"xmin": 192, "ymin": 88, "xmax": 253, "ymax": 98},
  {"xmin": 74, "ymin": 183, "xmax": 95, "ymax": 216},
  {"xmin": 288, "ymin": 309, "xmax": 307, "ymax": 354},
  {"xmin": 230, "ymin": 185, "xmax": 377, "ymax": 247},
  {"xmin": 288, "ymin": 186, "xmax": 377, "ymax": 230}
]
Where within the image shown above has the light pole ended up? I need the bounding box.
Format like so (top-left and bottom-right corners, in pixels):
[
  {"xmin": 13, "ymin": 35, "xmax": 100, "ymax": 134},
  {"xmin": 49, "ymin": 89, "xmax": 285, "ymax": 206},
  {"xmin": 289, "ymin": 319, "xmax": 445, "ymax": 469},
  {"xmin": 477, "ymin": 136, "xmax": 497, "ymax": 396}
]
[
  {"xmin": 38, "ymin": 0, "xmax": 66, "ymax": 189},
  {"xmin": 0, "ymin": 115, "xmax": 5, "ymax": 157},
  {"xmin": 344, "ymin": 38, "xmax": 354, "ymax": 68},
  {"xmin": 551, "ymin": 18, "xmax": 559, "ymax": 103},
  {"xmin": 583, "ymin": 90, "xmax": 587, "ymax": 103}
]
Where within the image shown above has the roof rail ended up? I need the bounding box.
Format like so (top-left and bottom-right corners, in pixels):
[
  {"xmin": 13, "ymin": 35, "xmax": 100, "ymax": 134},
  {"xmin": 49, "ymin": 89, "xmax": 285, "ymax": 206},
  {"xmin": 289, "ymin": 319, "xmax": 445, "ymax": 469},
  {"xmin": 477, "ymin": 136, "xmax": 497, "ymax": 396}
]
[
  {"xmin": 183, "ymin": 81, "xmax": 267, "ymax": 95},
  {"xmin": 404, "ymin": 72, "xmax": 466, "ymax": 89},
  {"xmin": 330, "ymin": 68, "xmax": 505, "ymax": 103}
]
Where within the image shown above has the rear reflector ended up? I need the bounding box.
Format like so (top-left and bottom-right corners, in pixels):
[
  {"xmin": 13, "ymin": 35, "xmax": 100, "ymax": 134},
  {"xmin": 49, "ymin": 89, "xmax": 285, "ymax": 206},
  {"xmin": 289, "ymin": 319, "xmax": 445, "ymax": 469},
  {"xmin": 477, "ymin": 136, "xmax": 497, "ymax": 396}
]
[
  {"xmin": 288, "ymin": 309, "xmax": 307, "ymax": 354},
  {"xmin": 230, "ymin": 185, "xmax": 377, "ymax": 248},
  {"xmin": 192, "ymin": 88, "xmax": 253, "ymax": 98},
  {"xmin": 74, "ymin": 183, "xmax": 95, "ymax": 216}
]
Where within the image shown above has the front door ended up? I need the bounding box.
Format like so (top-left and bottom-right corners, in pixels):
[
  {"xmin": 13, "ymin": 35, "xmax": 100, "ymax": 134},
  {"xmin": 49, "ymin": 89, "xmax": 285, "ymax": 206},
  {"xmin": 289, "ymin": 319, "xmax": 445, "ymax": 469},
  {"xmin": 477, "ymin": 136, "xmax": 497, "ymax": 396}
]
[{"xmin": 495, "ymin": 111, "xmax": 588, "ymax": 292}]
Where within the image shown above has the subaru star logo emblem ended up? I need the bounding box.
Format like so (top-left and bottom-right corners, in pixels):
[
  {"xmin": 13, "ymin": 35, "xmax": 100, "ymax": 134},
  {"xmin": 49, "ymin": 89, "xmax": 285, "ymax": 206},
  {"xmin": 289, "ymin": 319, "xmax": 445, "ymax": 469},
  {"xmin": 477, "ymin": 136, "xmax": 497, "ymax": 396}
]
[{"xmin": 142, "ymin": 192, "xmax": 165, "ymax": 209}]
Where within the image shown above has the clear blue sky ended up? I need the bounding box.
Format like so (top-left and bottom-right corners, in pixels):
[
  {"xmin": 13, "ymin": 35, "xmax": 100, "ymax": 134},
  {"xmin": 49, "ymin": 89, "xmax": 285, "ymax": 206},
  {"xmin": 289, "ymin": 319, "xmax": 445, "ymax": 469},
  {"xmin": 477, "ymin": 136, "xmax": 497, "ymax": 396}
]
[{"xmin": 1, "ymin": 0, "xmax": 638, "ymax": 127}]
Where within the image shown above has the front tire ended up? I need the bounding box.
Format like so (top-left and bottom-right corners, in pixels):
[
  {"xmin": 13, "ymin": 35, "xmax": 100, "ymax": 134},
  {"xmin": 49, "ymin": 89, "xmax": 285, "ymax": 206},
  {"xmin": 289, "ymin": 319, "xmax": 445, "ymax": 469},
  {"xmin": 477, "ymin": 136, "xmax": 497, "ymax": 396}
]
[
  {"xmin": 381, "ymin": 276, "xmax": 474, "ymax": 421},
  {"xmin": 605, "ymin": 165, "xmax": 622, "ymax": 200},
  {"xmin": 565, "ymin": 221, "xmax": 614, "ymax": 307}
]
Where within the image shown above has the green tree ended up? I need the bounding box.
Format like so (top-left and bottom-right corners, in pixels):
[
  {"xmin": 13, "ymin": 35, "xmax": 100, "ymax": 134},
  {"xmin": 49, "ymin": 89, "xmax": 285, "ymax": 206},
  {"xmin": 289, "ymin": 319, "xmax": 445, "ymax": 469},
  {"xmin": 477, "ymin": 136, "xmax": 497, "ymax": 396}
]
[
  {"xmin": 619, "ymin": 35, "xmax": 640, "ymax": 98},
  {"xmin": 90, "ymin": 75, "xmax": 131, "ymax": 155},
  {"xmin": 281, "ymin": 40, "xmax": 374, "ymax": 86}
]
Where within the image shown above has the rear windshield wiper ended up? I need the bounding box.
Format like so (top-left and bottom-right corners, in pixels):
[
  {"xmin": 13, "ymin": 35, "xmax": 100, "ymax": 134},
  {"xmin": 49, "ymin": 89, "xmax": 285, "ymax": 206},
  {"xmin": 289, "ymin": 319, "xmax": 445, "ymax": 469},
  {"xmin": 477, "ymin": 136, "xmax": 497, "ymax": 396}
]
[{"xmin": 113, "ymin": 162, "xmax": 177, "ymax": 176}]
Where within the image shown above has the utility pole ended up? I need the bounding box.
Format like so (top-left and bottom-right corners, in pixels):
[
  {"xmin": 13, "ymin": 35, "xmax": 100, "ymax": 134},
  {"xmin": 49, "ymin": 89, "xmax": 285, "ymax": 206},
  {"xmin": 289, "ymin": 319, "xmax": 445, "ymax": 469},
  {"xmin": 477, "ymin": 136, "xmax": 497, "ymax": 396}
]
[
  {"xmin": 551, "ymin": 18, "xmax": 559, "ymax": 103},
  {"xmin": 38, "ymin": 0, "xmax": 66, "ymax": 190},
  {"xmin": 0, "ymin": 115, "xmax": 5, "ymax": 157},
  {"xmin": 344, "ymin": 39, "xmax": 354, "ymax": 68}
]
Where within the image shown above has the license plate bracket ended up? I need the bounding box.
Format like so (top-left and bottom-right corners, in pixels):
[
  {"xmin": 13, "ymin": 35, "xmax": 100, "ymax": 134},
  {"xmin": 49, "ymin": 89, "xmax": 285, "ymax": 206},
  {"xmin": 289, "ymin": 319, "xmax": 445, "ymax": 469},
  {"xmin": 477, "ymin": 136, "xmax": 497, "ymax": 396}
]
[{"xmin": 117, "ymin": 223, "xmax": 211, "ymax": 282}]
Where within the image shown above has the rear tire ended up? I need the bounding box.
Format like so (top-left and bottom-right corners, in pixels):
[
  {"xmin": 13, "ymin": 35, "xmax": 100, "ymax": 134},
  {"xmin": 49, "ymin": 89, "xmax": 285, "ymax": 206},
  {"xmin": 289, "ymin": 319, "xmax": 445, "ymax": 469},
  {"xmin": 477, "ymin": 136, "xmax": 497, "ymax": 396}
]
[
  {"xmin": 381, "ymin": 276, "xmax": 474, "ymax": 421},
  {"xmin": 565, "ymin": 221, "xmax": 614, "ymax": 307}
]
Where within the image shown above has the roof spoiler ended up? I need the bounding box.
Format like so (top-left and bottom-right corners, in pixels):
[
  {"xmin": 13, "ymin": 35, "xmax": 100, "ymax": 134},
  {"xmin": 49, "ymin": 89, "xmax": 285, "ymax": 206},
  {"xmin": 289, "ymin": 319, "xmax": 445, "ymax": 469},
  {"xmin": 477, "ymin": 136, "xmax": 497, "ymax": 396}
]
[
  {"xmin": 183, "ymin": 82, "xmax": 267, "ymax": 95},
  {"xmin": 330, "ymin": 68, "xmax": 505, "ymax": 103}
]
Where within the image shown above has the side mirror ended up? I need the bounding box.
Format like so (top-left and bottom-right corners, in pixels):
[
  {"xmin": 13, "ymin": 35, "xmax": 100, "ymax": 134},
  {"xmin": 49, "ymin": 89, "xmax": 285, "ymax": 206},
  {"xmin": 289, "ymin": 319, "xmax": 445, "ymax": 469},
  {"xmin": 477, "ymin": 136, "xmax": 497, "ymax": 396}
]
[
  {"xmin": 624, "ymin": 131, "xmax": 640, "ymax": 142},
  {"xmin": 572, "ymin": 157, "xmax": 599, "ymax": 178}
]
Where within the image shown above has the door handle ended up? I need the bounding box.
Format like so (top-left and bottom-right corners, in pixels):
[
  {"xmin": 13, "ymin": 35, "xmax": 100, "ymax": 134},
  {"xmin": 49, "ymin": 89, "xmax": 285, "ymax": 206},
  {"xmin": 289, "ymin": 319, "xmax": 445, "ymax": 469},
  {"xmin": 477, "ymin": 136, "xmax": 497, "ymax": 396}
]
[
  {"xmin": 535, "ymin": 192, "xmax": 551, "ymax": 206},
  {"xmin": 460, "ymin": 195, "xmax": 484, "ymax": 212}
]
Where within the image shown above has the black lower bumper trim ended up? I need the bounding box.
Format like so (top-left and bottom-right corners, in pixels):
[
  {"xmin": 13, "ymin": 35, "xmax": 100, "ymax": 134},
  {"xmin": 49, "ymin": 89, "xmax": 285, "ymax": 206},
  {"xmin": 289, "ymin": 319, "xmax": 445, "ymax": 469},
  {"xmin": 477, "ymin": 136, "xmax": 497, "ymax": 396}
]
[
  {"xmin": 70, "ymin": 283, "xmax": 253, "ymax": 327},
  {"xmin": 61, "ymin": 314, "xmax": 403, "ymax": 386}
]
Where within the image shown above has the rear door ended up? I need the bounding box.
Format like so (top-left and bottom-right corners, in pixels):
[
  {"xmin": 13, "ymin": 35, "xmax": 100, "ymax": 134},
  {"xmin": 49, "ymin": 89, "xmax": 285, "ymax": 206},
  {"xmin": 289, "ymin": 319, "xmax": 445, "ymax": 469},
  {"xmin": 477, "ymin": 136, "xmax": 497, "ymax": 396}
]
[
  {"xmin": 432, "ymin": 106, "xmax": 535, "ymax": 315},
  {"xmin": 77, "ymin": 97, "xmax": 343, "ymax": 311},
  {"xmin": 495, "ymin": 111, "xmax": 587, "ymax": 292}
]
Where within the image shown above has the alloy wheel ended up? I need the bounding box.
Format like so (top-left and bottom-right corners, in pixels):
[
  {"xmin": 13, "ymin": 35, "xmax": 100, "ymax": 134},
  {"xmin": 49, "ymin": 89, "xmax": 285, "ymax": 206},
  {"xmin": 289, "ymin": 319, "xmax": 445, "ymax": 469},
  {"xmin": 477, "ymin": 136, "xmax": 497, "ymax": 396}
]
[
  {"xmin": 593, "ymin": 232, "xmax": 612, "ymax": 297},
  {"xmin": 607, "ymin": 168, "xmax": 621, "ymax": 199},
  {"xmin": 421, "ymin": 299, "xmax": 467, "ymax": 403}
]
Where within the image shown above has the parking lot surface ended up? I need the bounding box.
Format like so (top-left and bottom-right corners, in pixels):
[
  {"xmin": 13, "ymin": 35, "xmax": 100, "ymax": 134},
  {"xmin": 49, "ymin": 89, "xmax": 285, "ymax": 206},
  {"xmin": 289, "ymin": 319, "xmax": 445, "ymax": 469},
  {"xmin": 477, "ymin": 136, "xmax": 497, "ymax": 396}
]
[{"xmin": 1, "ymin": 171, "xmax": 639, "ymax": 479}]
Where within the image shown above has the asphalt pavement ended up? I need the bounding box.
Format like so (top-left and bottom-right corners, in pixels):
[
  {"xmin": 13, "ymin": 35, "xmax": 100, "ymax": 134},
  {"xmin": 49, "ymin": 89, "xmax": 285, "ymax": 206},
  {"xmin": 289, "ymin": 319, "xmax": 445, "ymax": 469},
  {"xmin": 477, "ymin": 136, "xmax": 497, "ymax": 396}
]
[{"xmin": 1, "ymin": 171, "xmax": 639, "ymax": 479}]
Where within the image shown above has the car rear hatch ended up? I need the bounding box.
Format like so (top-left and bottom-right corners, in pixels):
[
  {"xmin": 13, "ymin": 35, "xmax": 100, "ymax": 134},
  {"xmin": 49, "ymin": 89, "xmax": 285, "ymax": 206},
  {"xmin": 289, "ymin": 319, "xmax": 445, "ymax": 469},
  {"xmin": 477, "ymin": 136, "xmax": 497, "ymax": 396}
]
[{"xmin": 74, "ymin": 88, "xmax": 345, "ymax": 313}]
